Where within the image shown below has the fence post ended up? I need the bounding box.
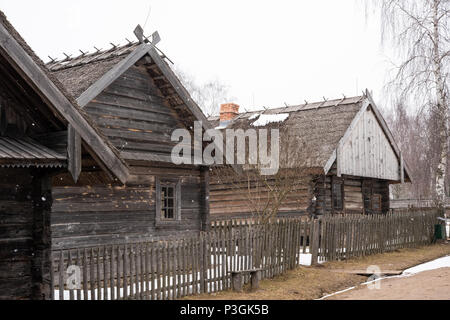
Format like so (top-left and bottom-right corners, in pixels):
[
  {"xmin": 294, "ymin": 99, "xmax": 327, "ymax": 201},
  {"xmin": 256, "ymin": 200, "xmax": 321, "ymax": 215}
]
[
  {"xmin": 311, "ymin": 219, "xmax": 320, "ymax": 265},
  {"xmin": 199, "ymin": 233, "xmax": 209, "ymax": 294}
]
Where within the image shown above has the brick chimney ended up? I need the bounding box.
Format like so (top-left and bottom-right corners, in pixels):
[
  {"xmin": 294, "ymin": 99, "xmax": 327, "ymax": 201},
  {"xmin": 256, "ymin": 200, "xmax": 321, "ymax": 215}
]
[{"xmin": 219, "ymin": 103, "xmax": 240, "ymax": 127}]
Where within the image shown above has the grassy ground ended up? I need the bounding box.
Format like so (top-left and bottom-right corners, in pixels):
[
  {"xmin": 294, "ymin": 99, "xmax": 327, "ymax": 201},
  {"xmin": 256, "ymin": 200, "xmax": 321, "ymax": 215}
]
[{"xmin": 184, "ymin": 242, "xmax": 450, "ymax": 300}]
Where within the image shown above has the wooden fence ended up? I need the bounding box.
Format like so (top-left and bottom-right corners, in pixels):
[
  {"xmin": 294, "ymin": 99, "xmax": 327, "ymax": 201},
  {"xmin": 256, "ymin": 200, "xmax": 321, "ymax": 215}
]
[
  {"xmin": 317, "ymin": 208, "xmax": 440, "ymax": 261},
  {"xmin": 52, "ymin": 208, "xmax": 441, "ymax": 300}
]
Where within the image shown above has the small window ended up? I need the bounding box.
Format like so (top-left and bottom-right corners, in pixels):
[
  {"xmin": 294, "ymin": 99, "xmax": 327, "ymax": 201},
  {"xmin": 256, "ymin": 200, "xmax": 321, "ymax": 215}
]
[
  {"xmin": 156, "ymin": 178, "xmax": 181, "ymax": 226},
  {"xmin": 363, "ymin": 180, "xmax": 373, "ymax": 214},
  {"xmin": 332, "ymin": 179, "xmax": 344, "ymax": 212},
  {"xmin": 161, "ymin": 185, "xmax": 176, "ymax": 220},
  {"xmin": 364, "ymin": 194, "xmax": 371, "ymax": 213},
  {"xmin": 372, "ymin": 194, "xmax": 382, "ymax": 213}
]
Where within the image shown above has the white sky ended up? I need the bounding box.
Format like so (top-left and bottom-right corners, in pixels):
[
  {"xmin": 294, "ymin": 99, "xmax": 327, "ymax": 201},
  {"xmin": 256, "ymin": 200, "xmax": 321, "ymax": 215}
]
[{"xmin": 0, "ymin": 0, "xmax": 394, "ymax": 111}]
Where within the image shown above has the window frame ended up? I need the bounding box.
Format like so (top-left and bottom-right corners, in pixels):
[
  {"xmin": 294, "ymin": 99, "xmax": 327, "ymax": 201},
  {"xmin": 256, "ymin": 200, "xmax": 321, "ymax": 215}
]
[
  {"xmin": 363, "ymin": 180, "xmax": 373, "ymax": 215},
  {"xmin": 155, "ymin": 177, "xmax": 181, "ymax": 227},
  {"xmin": 371, "ymin": 194, "xmax": 382, "ymax": 214},
  {"xmin": 363, "ymin": 180, "xmax": 384, "ymax": 215},
  {"xmin": 332, "ymin": 177, "xmax": 344, "ymax": 213}
]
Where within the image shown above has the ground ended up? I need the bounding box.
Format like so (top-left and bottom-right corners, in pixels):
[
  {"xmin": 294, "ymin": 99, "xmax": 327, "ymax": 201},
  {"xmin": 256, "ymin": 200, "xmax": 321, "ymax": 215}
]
[
  {"xmin": 327, "ymin": 268, "xmax": 450, "ymax": 300},
  {"xmin": 184, "ymin": 243, "xmax": 450, "ymax": 300}
]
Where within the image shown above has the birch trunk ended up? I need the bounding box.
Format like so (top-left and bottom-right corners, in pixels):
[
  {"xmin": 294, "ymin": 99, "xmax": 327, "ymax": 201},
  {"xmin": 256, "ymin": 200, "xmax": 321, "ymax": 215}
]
[{"xmin": 432, "ymin": 0, "xmax": 449, "ymax": 209}]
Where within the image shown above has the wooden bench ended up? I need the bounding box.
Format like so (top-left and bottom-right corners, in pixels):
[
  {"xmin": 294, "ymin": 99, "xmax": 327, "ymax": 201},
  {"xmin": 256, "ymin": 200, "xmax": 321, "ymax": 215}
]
[{"xmin": 230, "ymin": 269, "xmax": 262, "ymax": 292}]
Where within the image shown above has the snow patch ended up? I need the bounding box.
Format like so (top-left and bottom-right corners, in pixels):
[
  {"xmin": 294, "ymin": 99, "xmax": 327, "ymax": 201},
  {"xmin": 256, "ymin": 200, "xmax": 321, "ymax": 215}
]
[
  {"xmin": 402, "ymin": 256, "xmax": 450, "ymax": 275},
  {"xmin": 251, "ymin": 114, "xmax": 289, "ymax": 127},
  {"xmin": 249, "ymin": 113, "xmax": 261, "ymax": 121},
  {"xmin": 299, "ymin": 254, "xmax": 312, "ymax": 266},
  {"xmin": 318, "ymin": 286, "xmax": 357, "ymax": 300}
]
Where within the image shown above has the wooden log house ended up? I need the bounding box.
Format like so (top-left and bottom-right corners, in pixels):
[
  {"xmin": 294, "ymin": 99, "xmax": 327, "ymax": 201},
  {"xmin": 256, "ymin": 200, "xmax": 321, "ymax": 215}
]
[
  {"xmin": 45, "ymin": 30, "xmax": 216, "ymax": 250},
  {"xmin": 208, "ymin": 93, "xmax": 412, "ymax": 219},
  {"xmin": 0, "ymin": 14, "xmax": 216, "ymax": 298},
  {"xmin": 0, "ymin": 11, "xmax": 130, "ymax": 299}
]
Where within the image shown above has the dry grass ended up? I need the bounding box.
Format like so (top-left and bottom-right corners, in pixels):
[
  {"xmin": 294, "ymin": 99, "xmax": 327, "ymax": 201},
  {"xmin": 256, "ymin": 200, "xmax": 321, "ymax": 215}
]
[
  {"xmin": 184, "ymin": 242, "xmax": 450, "ymax": 301},
  {"xmin": 323, "ymin": 242, "xmax": 450, "ymax": 272},
  {"xmin": 185, "ymin": 266, "xmax": 364, "ymax": 301}
]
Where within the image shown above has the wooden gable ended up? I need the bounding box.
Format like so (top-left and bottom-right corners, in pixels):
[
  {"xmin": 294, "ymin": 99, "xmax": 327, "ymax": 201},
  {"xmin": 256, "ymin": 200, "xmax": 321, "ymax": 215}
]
[
  {"xmin": 51, "ymin": 41, "xmax": 229, "ymax": 171},
  {"xmin": 338, "ymin": 105, "xmax": 403, "ymax": 181},
  {"xmin": 84, "ymin": 62, "xmax": 188, "ymax": 163}
]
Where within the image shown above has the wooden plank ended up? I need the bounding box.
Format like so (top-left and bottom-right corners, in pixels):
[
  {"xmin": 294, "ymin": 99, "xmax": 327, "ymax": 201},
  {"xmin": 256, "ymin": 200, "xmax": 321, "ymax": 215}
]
[
  {"xmin": 123, "ymin": 245, "xmax": 128, "ymax": 299},
  {"xmin": 103, "ymin": 247, "xmax": 107, "ymax": 300},
  {"xmin": 149, "ymin": 244, "xmax": 155, "ymax": 300},
  {"xmin": 167, "ymin": 241, "xmax": 173, "ymax": 300},
  {"xmin": 221, "ymin": 229, "xmax": 227, "ymax": 291},
  {"xmin": 365, "ymin": 91, "xmax": 412, "ymax": 181},
  {"xmin": 110, "ymin": 246, "xmax": 115, "ymax": 300},
  {"xmin": 96, "ymin": 248, "xmax": 102, "ymax": 300},
  {"xmin": 90, "ymin": 248, "xmax": 96, "ymax": 300},
  {"xmin": 193, "ymin": 236, "xmax": 199, "ymax": 295},
  {"xmin": 186, "ymin": 239, "xmax": 192, "ymax": 297},
  {"xmin": 183, "ymin": 238, "xmax": 188, "ymax": 297},
  {"xmin": 67, "ymin": 125, "xmax": 81, "ymax": 183},
  {"xmin": 116, "ymin": 246, "xmax": 121, "ymax": 300},
  {"xmin": 400, "ymin": 153, "xmax": 405, "ymax": 184},
  {"xmin": 129, "ymin": 244, "xmax": 135, "ymax": 299},
  {"xmin": 58, "ymin": 250, "xmax": 64, "ymax": 301},
  {"xmin": 176, "ymin": 240, "xmax": 182, "ymax": 298},
  {"xmin": 83, "ymin": 249, "xmax": 88, "ymax": 300},
  {"xmin": 311, "ymin": 220, "xmax": 320, "ymax": 265}
]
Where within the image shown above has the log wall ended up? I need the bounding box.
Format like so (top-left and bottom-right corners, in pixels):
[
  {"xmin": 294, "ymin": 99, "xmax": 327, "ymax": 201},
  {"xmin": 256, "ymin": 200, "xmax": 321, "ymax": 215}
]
[
  {"xmin": 84, "ymin": 64, "xmax": 191, "ymax": 161},
  {"xmin": 0, "ymin": 168, "xmax": 52, "ymax": 300},
  {"xmin": 51, "ymin": 163, "xmax": 207, "ymax": 250},
  {"xmin": 314, "ymin": 173, "xmax": 390, "ymax": 215},
  {"xmin": 209, "ymin": 172, "xmax": 314, "ymax": 219}
]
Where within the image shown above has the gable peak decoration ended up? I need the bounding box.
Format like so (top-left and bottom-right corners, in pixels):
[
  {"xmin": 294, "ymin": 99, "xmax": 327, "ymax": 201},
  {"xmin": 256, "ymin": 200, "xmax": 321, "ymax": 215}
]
[{"xmin": 134, "ymin": 24, "xmax": 161, "ymax": 46}]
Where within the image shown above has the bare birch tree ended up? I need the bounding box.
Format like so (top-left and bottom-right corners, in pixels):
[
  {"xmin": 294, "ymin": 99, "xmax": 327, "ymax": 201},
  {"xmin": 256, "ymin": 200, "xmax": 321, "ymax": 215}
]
[
  {"xmin": 367, "ymin": 0, "xmax": 449, "ymax": 208},
  {"xmin": 385, "ymin": 101, "xmax": 444, "ymax": 200},
  {"xmin": 172, "ymin": 66, "xmax": 234, "ymax": 117}
]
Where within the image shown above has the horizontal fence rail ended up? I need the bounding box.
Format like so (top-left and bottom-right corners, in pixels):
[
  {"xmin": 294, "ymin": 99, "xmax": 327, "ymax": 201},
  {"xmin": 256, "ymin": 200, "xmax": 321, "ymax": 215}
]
[{"xmin": 52, "ymin": 208, "xmax": 442, "ymax": 300}]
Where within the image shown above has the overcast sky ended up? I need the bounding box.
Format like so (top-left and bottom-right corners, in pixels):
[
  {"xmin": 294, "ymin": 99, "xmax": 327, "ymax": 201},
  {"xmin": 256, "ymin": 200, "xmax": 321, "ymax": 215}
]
[{"xmin": 0, "ymin": 0, "xmax": 394, "ymax": 111}]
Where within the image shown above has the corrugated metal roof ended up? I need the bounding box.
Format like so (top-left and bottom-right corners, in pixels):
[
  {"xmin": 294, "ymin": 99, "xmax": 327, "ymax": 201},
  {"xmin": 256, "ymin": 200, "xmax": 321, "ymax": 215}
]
[{"xmin": 0, "ymin": 136, "xmax": 66, "ymax": 168}]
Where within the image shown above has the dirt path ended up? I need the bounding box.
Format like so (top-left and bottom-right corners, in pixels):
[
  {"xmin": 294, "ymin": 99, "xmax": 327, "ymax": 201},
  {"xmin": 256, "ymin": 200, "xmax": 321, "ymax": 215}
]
[
  {"xmin": 327, "ymin": 267, "xmax": 450, "ymax": 300},
  {"xmin": 185, "ymin": 243, "xmax": 450, "ymax": 300}
]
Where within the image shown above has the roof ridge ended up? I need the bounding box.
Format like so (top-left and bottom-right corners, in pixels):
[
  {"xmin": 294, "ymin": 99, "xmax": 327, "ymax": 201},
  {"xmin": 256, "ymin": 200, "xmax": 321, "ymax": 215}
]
[
  {"xmin": 232, "ymin": 95, "xmax": 366, "ymax": 117},
  {"xmin": 46, "ymin": 41, "xmax": 140, "ymax": 71}
]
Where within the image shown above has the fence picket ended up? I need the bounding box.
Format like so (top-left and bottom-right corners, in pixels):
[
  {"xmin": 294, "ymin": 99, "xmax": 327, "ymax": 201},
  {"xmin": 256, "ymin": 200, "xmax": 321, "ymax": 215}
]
[{"xmin": 52, "ymin": 209, "xmax": 441, "ymax": 300}]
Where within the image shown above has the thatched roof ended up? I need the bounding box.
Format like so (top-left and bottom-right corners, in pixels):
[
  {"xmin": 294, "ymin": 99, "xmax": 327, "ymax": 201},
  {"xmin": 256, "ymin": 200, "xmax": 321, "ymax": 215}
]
[
  {"xmin": 209, "ymin": 96, "xmax": 365, "ymax": 170},
  {"xmin": 45, "ymin": 35, "xmax": 237, "ymax": 169},
  {"xmin": 47, "ymin": 43, "xmax": 139, "ymax": 98}
]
